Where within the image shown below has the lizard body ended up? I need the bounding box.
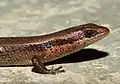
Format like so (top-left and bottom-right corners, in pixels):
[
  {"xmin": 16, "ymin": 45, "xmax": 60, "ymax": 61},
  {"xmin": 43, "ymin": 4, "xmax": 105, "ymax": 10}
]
[{"xmin": 0, "ymin": 23, "xmax": 109, "ymax": 74}]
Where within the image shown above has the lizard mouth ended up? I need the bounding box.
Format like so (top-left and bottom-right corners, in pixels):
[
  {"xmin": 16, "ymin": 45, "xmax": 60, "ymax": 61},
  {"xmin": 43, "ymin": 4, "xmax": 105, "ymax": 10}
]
[{"xmin": 95, "ymin": 25, "xmax": 110, "ymax": 39}]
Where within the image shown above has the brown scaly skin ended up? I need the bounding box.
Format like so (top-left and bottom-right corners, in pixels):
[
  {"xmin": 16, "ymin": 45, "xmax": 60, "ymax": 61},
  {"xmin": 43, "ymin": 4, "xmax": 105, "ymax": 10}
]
[{"xmin": 0, "ymin": 23, "xmax": 110, "ymax": 74}]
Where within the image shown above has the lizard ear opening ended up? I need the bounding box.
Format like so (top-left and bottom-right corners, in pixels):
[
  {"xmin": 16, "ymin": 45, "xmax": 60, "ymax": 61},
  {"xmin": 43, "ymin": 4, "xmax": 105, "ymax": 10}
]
[{"xmin": 83, "ymin": 30, "xmax": 98, "ymax": 38}]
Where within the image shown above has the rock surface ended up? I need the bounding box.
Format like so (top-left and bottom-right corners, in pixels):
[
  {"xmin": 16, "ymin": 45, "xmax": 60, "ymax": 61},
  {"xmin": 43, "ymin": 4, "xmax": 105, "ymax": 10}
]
[{"xmin": 0, "ymin": 0, "xmax": 119, "ymax": 84}]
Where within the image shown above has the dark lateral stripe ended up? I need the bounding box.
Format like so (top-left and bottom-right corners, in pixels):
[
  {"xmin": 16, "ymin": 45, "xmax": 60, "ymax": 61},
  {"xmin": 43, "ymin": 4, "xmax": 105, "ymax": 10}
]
[
  {"xmin": 40, "ymin": 41, "xmax": 55, "ymax": 48},
  {"xmin": 39, "ymin": 37, "xmax": 80, "ymax": 48}
]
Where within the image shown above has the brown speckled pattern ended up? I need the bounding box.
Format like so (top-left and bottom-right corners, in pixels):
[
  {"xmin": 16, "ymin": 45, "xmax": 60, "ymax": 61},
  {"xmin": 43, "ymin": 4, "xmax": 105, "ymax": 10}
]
[{"xmin": 0, "ymin": 23, "xmax": 109, "ymax": 66}]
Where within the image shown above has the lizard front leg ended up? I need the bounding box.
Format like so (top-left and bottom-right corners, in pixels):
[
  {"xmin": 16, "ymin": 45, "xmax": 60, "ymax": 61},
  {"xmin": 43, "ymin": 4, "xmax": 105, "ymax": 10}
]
[{"xmin": 31, "ymin": 55, "xmax": 65, "ymax": 74}]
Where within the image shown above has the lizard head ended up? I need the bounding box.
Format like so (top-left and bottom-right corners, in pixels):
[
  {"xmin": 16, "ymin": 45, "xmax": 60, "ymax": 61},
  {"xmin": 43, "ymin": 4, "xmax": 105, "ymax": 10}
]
[{"xmin": 80, "ymin": 23, "xmax": 110, "ymax": 45}]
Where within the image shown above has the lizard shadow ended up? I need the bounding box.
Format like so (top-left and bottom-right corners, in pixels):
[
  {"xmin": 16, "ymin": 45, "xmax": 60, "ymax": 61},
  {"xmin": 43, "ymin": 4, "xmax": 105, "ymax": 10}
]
[{"xmin": 45, "ymin": 48, "xmax": 109, "ymax": 65}]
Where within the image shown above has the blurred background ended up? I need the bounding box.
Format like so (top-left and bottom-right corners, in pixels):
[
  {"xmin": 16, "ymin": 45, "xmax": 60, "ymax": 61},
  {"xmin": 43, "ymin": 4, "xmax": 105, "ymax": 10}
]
[{"xmin": 0, "ymin": 0, "xmax": 119, "ymax": 84}]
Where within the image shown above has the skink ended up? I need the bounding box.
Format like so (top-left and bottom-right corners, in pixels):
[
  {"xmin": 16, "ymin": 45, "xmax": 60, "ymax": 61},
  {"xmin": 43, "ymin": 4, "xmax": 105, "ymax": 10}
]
[{"xmin": 0, "ymin": 23, "xmax": 109, "ymax": 74}]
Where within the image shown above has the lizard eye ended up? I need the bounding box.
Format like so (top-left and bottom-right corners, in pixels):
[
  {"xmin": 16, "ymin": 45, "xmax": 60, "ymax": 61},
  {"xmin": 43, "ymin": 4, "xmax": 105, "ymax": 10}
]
[{"xmin": 83, "ymin": 30, "xmax": 98, "ymax": 38}]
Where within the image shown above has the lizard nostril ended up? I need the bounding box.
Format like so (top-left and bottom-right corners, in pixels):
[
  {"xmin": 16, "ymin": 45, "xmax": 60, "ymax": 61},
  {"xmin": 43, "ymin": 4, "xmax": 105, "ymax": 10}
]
[{"xmin": 83, "ymin": 30, "xmax": 98, "ymax": 38}]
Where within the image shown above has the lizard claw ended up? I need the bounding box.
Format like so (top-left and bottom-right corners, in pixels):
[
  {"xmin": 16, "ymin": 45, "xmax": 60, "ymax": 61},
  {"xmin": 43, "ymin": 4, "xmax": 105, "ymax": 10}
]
[
  {"xmin": 48, "ymin": 66, "xmax": 65, "ymax": 74},
  {"xmin": 32, "ymin": 55, "xmax": 65, "ymax": 74}
]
